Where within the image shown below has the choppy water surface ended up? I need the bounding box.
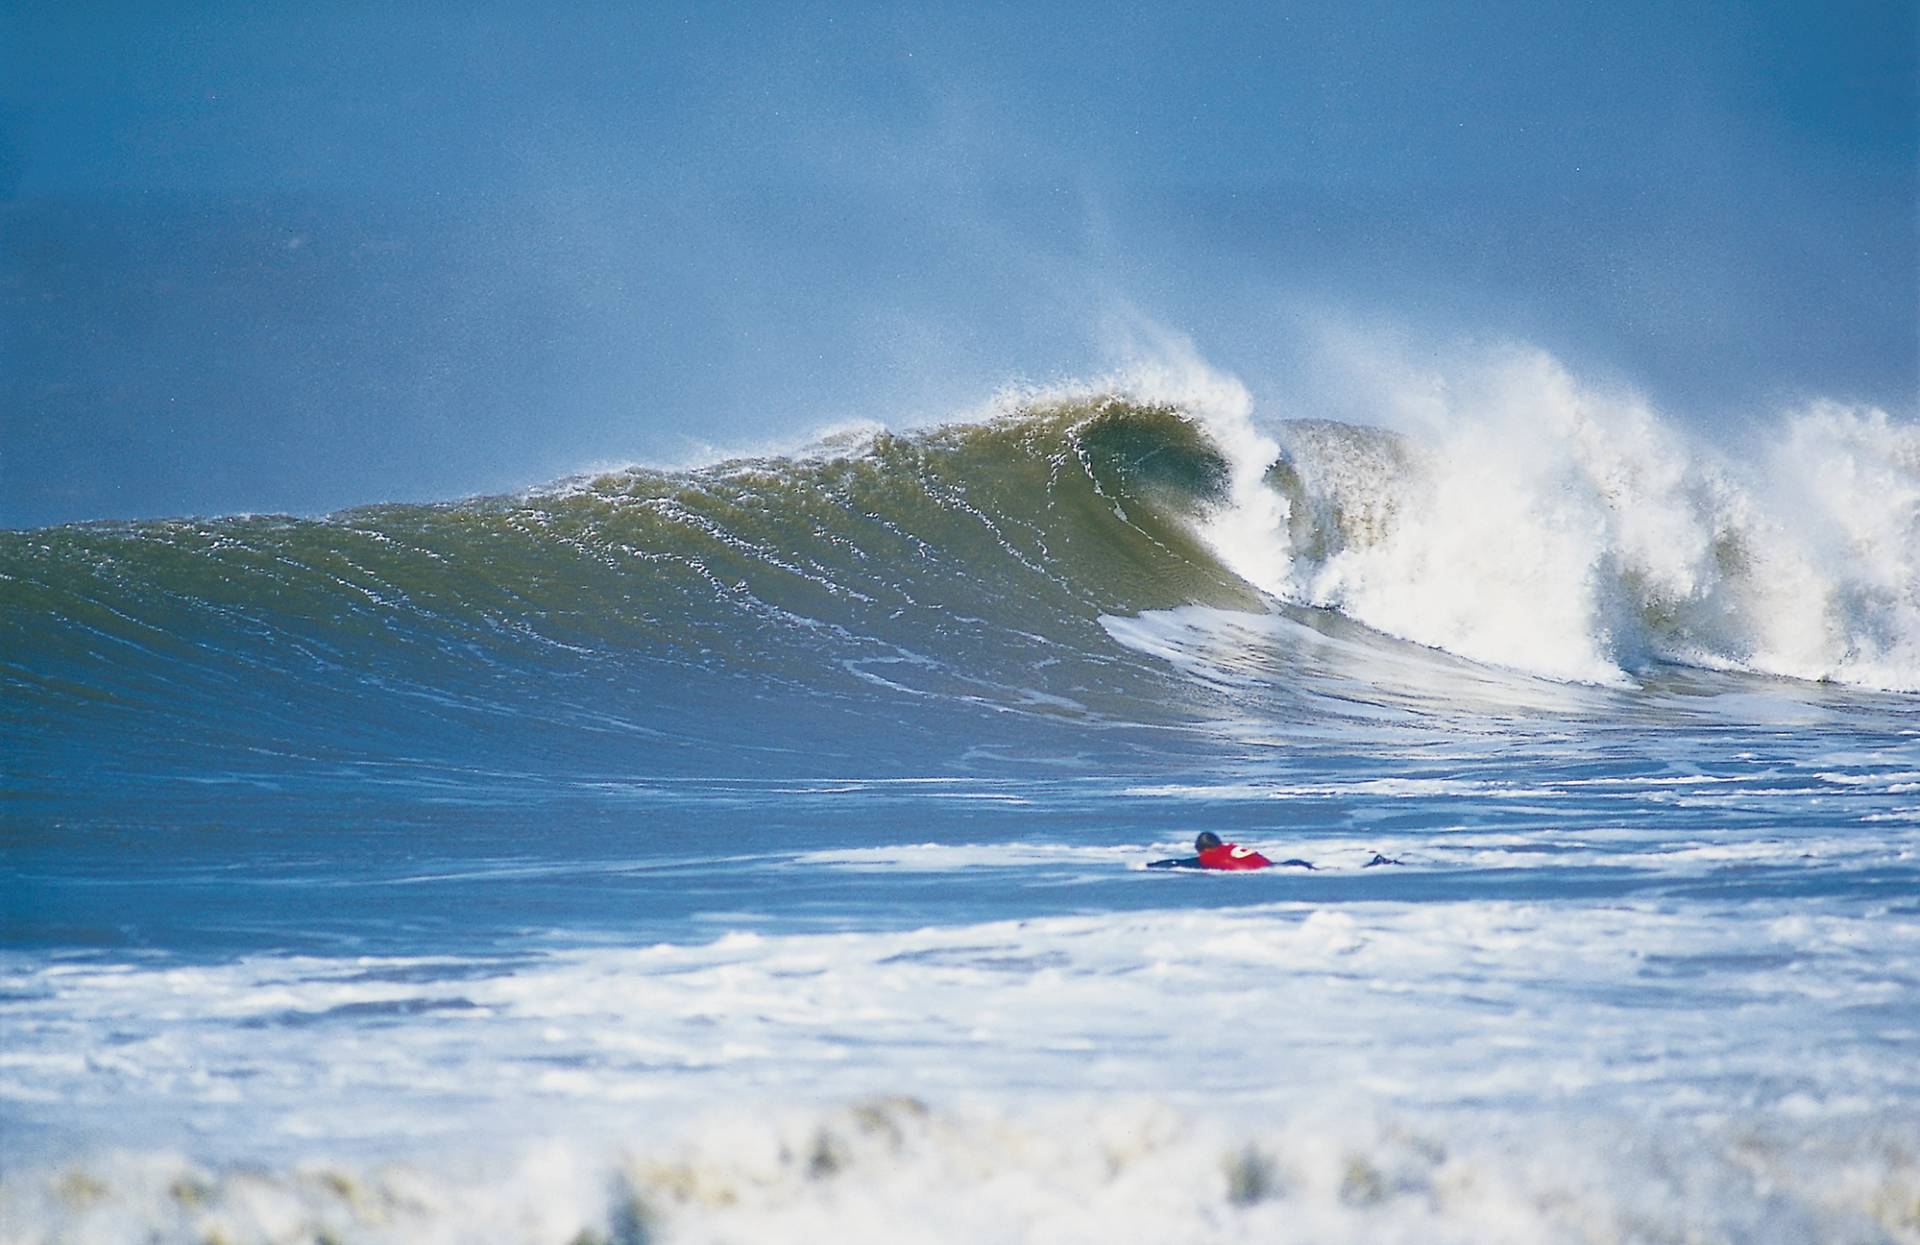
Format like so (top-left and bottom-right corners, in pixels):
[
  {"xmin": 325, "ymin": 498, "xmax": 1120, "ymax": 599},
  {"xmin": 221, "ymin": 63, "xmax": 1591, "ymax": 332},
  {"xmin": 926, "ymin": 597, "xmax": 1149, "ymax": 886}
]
[{"xmin": 4, "ymin": 386, "xmax": 1918, "ymax": 1243}]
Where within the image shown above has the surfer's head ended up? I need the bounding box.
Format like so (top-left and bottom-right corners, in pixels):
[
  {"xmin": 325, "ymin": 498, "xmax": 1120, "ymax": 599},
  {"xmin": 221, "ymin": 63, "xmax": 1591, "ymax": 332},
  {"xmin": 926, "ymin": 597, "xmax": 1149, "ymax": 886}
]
[{"xmin": 1194, "ymin": 831, "xmax": 1223, "ymax": 853}]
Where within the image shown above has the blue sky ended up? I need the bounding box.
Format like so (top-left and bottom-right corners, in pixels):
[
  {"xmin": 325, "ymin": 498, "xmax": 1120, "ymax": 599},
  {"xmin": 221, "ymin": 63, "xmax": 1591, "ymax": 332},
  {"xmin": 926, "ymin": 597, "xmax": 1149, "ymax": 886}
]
[{"xmin": 3, "ymin": 1, "xmax": 1914, "ymax": 525}]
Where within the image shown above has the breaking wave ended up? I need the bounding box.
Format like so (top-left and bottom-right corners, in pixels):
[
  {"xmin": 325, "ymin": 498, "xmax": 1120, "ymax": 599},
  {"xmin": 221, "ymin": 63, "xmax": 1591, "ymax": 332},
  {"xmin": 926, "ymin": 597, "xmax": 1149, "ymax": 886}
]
[
  {"xmin": 3, "ymin": 350, "xmax": 1915, "ymax": 765},
  {"xmin": 1224, "ymin": 352, "xmax": 1920, "ymax": 690}
]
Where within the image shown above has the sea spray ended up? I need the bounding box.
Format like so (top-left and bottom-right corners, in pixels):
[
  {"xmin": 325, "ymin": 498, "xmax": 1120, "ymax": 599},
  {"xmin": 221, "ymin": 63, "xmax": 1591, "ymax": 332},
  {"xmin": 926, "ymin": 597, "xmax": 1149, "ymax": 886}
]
[
  {"xmin": 1238, "ymin": 348, "xmax": 1920, "ymax": 689},
  {"xmin": 1760, "ymin": 402, "xmax": 1920, "ymax": 688}
]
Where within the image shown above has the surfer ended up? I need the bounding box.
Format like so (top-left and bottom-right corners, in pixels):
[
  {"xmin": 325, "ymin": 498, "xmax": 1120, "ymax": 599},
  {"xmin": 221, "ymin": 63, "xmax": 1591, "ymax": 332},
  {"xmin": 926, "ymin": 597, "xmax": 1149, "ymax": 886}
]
[{"xmin": 1147, "ymin": 831, "xmax": 1312, "ymax": 871}]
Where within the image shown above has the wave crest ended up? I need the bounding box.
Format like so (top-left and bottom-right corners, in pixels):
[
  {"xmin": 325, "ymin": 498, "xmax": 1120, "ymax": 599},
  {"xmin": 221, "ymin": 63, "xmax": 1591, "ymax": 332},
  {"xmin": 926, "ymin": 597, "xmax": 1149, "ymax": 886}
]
[{"xmin": 1200, "ymin": 351, "xmax": 1919, "ymax": 690}]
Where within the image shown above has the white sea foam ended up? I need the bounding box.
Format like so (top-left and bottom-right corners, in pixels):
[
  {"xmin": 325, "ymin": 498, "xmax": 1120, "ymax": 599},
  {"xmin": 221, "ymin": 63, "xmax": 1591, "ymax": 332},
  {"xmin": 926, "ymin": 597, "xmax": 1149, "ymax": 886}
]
[
  {"xmin": 7, "ymin": 899, "xmax": 1918, "ymax": 1166},
  {"xmin": 6, "ymin": 1099, "xmax": 1916, "ymax": 1245},
  {"xmin": 1172, "ymin": 340, "xmax": 1920, "ymax": 690}
]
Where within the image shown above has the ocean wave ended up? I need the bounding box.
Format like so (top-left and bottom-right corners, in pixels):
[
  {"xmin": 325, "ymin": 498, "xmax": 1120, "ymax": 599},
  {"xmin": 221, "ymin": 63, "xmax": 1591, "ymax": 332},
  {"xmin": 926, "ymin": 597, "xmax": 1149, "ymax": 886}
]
[
  {"xmin": 4, "ymin": 355, "xmax": 1914, "ymax": 763},
  {"xmin": 0, "ymin": 396, "xmax": 1263, "ymax": 774}
]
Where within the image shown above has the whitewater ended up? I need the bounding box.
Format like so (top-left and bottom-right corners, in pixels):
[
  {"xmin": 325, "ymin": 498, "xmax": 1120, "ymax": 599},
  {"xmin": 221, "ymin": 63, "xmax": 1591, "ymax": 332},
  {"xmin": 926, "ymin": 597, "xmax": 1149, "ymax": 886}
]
[{"xmin": 3, "ymin": 350, "xmax": 1918, "ymax": 1244}]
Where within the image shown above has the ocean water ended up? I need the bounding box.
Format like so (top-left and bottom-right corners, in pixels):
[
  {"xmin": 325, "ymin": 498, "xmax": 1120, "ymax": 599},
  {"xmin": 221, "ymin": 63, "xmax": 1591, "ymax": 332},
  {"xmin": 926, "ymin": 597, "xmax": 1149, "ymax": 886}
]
[{"xmin": 4, "ymin": 365, "xmax": 1919, "ymax": 1243}]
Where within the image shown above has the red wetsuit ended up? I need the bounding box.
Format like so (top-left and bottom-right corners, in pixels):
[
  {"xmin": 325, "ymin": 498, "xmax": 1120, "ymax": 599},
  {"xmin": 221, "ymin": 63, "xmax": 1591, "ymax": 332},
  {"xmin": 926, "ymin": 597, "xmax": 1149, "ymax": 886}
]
[{"xmin": 1195, "ymin": 842, "xmax": 1274, "ymax": 871}]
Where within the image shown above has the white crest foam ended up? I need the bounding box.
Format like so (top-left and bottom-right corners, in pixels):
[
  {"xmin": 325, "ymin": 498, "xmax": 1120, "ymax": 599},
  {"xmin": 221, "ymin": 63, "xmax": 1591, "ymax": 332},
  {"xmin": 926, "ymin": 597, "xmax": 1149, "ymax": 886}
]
[{"xmin": 1181, "ymin": 340, "xmax": 1920, "ymax": 691}]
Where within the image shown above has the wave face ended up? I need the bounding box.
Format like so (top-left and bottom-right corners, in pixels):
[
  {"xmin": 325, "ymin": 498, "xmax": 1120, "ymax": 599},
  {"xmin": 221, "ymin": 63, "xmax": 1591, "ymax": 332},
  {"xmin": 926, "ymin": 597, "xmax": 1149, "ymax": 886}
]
[{"xmin": 3, "ymin": 399, "xmax": 1268, "ymax": 783}]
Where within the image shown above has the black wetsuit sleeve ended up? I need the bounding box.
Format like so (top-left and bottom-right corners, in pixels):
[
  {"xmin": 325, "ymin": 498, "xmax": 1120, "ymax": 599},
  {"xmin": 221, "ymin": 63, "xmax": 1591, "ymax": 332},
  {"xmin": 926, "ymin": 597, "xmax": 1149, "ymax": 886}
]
[{"xmin": 1146, "ymin": 856, "xmax": 1202, "ymax": 870}]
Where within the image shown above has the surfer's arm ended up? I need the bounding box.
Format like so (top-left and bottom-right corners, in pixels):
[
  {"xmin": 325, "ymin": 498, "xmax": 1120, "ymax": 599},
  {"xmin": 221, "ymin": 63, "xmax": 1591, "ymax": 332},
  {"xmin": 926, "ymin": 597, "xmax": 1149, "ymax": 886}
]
[{"xmin": 1146, "ymin": 856, "xmax": 1202, "ymax": 870}]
